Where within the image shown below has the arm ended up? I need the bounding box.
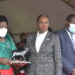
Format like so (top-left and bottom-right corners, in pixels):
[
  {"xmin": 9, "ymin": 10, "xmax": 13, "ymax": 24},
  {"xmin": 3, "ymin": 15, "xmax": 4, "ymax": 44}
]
[
  {"xmin": 0, "ymin": 57, "xmax": 10, "ymax": 65},
  {"xmin": 57, "ymin": 32, "xmax": 75, "ymax": 75},
  {"xmin": 26, "ymin": 34, "xmax": 30, "ymax": 48},
  {"xmin": 53, "ymin": 35, "xmax": 62, "ymax": 75},
  {"xmin": 62, "ymin": 54, "xmax": 75, "ymax": 75}
]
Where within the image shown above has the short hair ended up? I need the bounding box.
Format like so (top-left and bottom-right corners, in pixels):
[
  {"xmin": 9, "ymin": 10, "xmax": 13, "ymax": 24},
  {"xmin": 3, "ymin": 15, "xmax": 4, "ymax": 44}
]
[
  {"xmin": 37, "ymin": 14, "xmax": 49, "ymax": 23},
  {"xmin": 0, "ymin": 15, "xmax": 8, "ymax": 24},
  {"xmin": 66, "ymin": 14, "xmax": 75, "ymax": 22}
]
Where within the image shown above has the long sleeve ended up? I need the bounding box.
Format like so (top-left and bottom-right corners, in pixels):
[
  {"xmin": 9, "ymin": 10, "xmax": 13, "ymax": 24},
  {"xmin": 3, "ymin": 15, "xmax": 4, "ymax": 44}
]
[
  {"xmin": 53, "ymin": 35, "xmax": 62, "ymax": 75},
  {"xmin": 62, "ymin": 53, "xmax": 75, "ymax": 75}
]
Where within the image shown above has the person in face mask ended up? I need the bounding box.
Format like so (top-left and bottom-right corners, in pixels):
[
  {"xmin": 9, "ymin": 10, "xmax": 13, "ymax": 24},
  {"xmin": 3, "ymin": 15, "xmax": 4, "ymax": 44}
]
[
  {"xmin": 0, "ymin": 15, "xmax": 17, "ymax": 75},
  {"xmin": 57, "ymin": 14, "xmax": 75, "ymax": 75}
]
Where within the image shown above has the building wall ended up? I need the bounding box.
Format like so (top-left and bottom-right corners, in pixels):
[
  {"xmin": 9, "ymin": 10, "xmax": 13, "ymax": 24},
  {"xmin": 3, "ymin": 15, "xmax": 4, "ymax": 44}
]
[{"xmin": 0, "ymin": 0, "xmax": 75, "ymax": 42}]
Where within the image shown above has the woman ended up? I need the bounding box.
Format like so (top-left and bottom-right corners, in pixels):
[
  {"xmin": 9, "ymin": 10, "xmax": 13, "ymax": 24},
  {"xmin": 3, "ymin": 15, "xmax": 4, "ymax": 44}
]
[
  {"xmin": 0, "ymin": 15, "xmax": 17, "ymax": 75},
  {"xmin": 26, "ymin": 14, "xmax": 62, "ymax": 75}
]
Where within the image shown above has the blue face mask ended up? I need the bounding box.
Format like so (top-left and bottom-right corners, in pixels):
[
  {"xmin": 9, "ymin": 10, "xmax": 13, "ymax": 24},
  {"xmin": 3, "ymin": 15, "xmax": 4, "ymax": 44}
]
[{"xmin": 68, "ymin": 24, "xmax": 75, "ymax": 33}]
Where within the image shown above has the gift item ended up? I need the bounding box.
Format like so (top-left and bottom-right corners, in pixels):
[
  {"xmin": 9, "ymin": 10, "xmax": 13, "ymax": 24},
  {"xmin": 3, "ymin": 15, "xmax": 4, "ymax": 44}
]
[
  {"xmin": 11, "ymin": 48, "xmax": 30, "ymax": 61},
  {"xmin": 10, "ymin": 48, "xmax": 31, "ymax": 69}
]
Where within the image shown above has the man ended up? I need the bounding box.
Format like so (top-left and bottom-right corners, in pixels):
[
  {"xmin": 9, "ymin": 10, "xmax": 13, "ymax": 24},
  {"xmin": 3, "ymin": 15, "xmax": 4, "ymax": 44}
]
[
  {"xmin": 57, "ymin": 14, "xmax": 75, "ymax": 75},
  {"xmin": 26, "ymin": 14, "xmax": 62, "ymax": 75}
]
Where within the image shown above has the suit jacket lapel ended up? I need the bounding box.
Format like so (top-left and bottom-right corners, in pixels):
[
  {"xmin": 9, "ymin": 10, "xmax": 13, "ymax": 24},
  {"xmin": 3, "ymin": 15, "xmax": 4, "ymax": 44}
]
[
  {"xmin": 63, "ymin": 29, "xmax": 75, "ymax": 54},
  {"xmin": 32, "ymin": 32, "xmax": 37, "ymax": 54},
  {"xmin": 39, "ymin": 31, "xmax": 51, "ymax": 53},
  {"xmin": 32, "ymin": 31, "xmax": 51, "ymax": 54}
]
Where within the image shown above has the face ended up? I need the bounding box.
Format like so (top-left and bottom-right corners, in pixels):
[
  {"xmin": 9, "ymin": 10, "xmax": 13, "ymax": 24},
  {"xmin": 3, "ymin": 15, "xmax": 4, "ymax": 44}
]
[
  {"xmin": 21, "ymin": 35, "xmax": 26, "ymax": 40},
  {"xmin": 37, "ymin": 17, "xmax": 49, "ymax": 33},
  {"xmin": 66, "ymin": 17, "xmax": 75, "ymax": 33},
  {"xmin": 0, "ymin": 21, "xmax": 8, "ymax": 38},
  {"xmin": 66, "ymin": 17, "xmax": 75, "ymax": 28},
  {"xmin": 0, "ymin": 21, "xmax": 7, "ymax": 29}
]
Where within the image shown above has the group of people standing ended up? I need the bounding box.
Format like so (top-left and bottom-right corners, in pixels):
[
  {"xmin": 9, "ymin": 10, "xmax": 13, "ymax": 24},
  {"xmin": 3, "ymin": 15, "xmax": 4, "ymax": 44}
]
[{"xmin": 0, "ymin": 14, "xmax": 75, "ymax": 75}]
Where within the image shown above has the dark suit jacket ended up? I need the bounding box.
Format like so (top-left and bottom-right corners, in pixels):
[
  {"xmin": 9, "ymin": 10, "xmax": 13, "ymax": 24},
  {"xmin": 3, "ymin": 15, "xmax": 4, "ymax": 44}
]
[{"xmin": 57, "ymin": 29, "xmax": 75, "ymax": 75}]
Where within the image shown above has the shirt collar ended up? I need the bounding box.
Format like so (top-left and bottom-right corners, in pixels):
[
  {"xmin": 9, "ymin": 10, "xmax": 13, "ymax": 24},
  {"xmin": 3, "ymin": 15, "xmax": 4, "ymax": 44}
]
[
  {"xmin": 65, "ymin": 28, "xmax": 71, "ymax": 35},
  {"xmin": 37, "ymin": 30, "xmax": 48, "ymax": 36},
  {"xmin": 65, "ymin": 28, "xmax": 75, "ymax": 36}
]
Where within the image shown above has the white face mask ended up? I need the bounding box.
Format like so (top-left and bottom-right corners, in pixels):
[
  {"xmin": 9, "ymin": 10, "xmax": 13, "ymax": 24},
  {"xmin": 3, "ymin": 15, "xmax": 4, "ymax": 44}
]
[
  {"xmin": 0, "ymin": 28, "xmax": 8, "ymax": 37},
  {"xmin": 68, "ymin": 24, "xmax": 75, "ymax": 33}
]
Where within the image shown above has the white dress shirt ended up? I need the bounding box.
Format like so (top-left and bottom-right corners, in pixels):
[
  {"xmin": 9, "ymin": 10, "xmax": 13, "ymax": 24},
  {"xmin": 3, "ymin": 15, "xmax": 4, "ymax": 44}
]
[
  {"xmin": 35, "ymin": 31, "xmax": 48, "ymax": 53},
  {"xmin": 66, "ymin": 28, "xmax": 75, "ymax": 42},
  {"xmin": 66, "ymin": 28, "xmax": 75, "ymax": 49}
]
